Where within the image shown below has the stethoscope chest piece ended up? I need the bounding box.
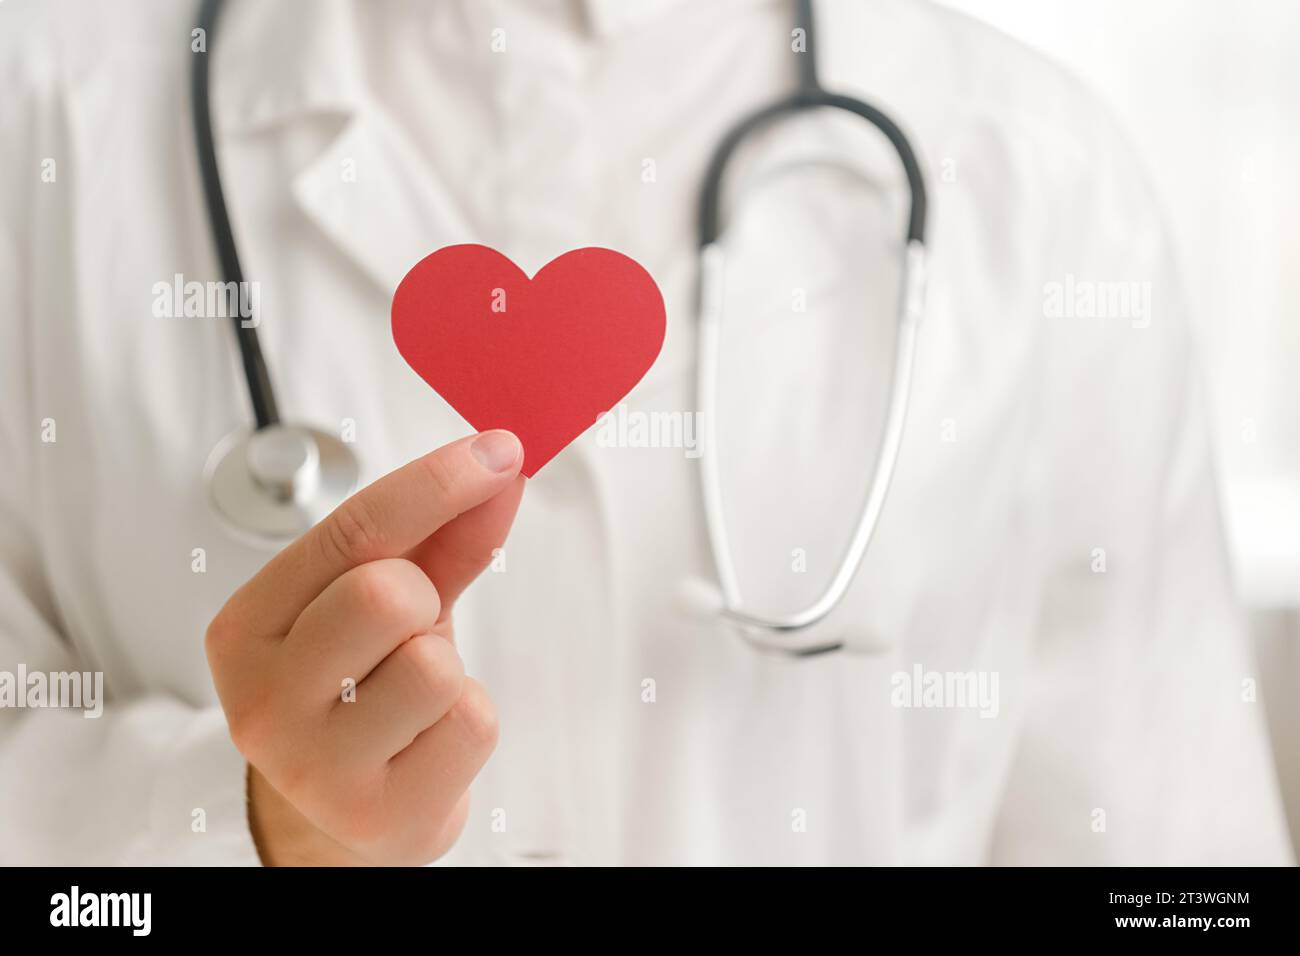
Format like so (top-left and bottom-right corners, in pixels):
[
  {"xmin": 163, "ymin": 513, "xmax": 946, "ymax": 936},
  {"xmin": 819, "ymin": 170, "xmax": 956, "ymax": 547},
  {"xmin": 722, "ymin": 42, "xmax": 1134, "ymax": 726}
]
[{"xmin": 205, "ymin": 424, "xmax": 358, "ymax": 548}]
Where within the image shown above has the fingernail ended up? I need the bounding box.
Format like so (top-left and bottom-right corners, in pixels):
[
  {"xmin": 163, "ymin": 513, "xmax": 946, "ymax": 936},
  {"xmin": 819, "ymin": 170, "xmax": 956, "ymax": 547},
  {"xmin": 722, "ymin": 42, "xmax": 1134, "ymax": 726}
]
[{"xmin": 470, "ymin": 430, "xmax": 521, "ymax": 473}]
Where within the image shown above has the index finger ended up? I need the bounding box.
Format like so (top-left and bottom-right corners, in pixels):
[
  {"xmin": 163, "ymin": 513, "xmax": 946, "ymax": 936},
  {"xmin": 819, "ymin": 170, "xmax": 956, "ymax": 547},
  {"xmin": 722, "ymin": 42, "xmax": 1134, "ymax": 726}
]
[{"xmin": 231, "ymin": 430, "xmax": 523, "ymax": 638}]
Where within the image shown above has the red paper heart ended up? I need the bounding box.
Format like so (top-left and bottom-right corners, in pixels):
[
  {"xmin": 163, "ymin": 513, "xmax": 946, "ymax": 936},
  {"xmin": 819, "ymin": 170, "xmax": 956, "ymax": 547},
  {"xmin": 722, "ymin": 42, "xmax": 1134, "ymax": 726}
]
[{"xmin": 391, "ymin": 245, "xmax": 666, "ymax": 477}]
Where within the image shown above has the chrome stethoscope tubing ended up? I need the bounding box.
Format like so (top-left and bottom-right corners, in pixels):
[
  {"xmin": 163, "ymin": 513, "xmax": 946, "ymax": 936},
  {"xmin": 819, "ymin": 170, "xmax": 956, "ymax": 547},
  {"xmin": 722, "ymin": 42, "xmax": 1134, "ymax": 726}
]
[{"xmin": 693, "ymin": 241, "xmax": 925, "ymax": 654}]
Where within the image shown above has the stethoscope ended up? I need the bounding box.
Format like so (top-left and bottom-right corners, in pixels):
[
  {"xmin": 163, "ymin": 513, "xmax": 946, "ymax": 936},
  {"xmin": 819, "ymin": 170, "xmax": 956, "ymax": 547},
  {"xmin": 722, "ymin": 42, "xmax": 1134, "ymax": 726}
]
[
  {"xmin": 192, "ymin": 0, "xmax": 359, "ymax": 548},
  {"xmin": 191, "ymin": 0, "xmax": 926, "ymax": 655},
  {"xmin": 685, "ymin": 0, "xmax": 929, "ymax": 655}
]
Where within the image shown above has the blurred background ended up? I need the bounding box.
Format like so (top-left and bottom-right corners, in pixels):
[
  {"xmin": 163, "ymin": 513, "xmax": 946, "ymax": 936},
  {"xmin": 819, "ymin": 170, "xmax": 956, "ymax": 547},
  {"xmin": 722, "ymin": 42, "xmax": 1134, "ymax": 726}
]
[{"xmin": 938, "ymin": 0, "xmax": 1300, "ymax": 855}]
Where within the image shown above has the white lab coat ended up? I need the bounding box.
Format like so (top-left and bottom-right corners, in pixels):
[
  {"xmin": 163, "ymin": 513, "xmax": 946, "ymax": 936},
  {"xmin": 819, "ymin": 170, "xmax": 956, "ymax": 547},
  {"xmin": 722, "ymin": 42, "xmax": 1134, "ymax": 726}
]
[{"xmin": 0, "ymin": 0, "xmax": 1290, "ymax": 865}]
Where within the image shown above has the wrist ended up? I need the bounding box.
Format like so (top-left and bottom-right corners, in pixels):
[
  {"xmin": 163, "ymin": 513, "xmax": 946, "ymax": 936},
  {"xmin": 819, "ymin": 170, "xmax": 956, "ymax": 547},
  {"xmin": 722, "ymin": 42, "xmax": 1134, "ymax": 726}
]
[{"xmin": 246, "ymin": 764, "xmax": 367, "ymax": 866}]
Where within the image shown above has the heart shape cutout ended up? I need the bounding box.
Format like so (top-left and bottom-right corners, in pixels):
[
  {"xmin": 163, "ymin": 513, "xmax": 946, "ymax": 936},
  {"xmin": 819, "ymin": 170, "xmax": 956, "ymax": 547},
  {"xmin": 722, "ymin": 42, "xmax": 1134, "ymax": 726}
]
[{"xmin": 392, "ymin": 244, "xmax": 666, "ymax": 476}]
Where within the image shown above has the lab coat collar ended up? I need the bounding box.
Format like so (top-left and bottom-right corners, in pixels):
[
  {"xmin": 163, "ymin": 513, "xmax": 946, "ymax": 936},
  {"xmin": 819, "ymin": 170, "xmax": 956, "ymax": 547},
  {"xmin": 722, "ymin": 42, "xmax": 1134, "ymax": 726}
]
[
  {"xmin": 209, "ymin": 0, "xmax": 729, "ymax": 289},
  {"xmin": 207, "ymin": 0, "xmax": 457, "ymax": 303},
  {"xmin": 210, "ymin": 0, "xmax": 468, "ymax": 293},
  {"xmin": 209, "ymin": 0, "xmax": 888, "ymax": 274},
  {"xmin": 583, "ymin": 0, "xmax": 701, "ymax": 37},
  {"xmin": 212, "ymin": 0, "xmax": 364, "ymax": 136},
  {"xmin": 211, "ymin": 0, "xmax": 780, "ymax": 134},
  {"xmin": 211, "ymin": 0, "xmax": 907, "ymax": 382},
  {"xmin": 291, "ymin": 108, "xmax": 473, "ymax": 298},
  {"xmin": 211, "ymin": 0, "xmax": 779, "ymax": 134}
]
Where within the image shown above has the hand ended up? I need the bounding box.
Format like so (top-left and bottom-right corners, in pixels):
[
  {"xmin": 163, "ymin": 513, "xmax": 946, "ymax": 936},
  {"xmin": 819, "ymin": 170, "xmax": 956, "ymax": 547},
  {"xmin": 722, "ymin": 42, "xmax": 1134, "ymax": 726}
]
[{"xmin": 205, "ymin": 430, "xmax": 525, "ymax": 866}]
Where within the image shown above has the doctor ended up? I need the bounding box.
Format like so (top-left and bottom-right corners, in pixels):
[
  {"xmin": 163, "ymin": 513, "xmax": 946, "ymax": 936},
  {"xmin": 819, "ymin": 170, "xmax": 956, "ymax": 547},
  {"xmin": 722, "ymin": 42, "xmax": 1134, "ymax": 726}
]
[{"xmin": 0, "ymin": 0, "xmax": 1291, "ymax": 865}]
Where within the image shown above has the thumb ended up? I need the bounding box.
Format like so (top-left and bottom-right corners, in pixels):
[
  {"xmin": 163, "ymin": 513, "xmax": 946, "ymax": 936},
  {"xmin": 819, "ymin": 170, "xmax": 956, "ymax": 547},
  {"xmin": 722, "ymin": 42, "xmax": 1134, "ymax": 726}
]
[
  {"xmin": 226, "ymin": 429, "xmax": 524, "ymax": 641},
  {"xmin": 406, "ymin": 469, "xmax": 526, "ymax": 619}
]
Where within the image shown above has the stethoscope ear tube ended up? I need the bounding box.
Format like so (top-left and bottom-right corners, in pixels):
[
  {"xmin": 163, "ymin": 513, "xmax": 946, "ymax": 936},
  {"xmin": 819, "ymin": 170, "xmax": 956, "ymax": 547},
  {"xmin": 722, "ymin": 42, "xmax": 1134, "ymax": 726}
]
[
  {"xmin": 689, "ymin": 0, "xmax": 929, "ymax": 654},
  {"xmin": 697, "ymin": 96, "xmax": 928, "ymax": 249},
  {"xmin": 692, "ymin": 239, "xmax": 925, "ymax": 653}
]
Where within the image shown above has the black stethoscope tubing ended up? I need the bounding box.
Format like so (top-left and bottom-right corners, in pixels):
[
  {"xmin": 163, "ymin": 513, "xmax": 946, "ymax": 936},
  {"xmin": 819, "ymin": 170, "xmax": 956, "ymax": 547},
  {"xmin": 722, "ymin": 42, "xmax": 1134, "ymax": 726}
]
[
  {"xmin": 192, "ymin": 0, "xmax": 280, "ymax": 430},
  {"xmin": 698, "ymin": 0, "xmax": 927, "ymax": 248}
]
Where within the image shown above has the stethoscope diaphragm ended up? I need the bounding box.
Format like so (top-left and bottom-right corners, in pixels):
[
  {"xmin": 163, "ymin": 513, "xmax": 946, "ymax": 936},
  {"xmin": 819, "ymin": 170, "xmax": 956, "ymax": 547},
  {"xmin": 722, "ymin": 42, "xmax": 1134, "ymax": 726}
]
[{"xmin": 204, "ymin": 424, "xmax": 359, "ymax": 549}]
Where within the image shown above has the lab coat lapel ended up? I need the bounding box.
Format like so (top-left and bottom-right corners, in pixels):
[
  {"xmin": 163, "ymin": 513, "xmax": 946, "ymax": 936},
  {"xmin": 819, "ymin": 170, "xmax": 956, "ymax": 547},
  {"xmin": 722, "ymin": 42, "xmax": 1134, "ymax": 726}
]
[
  {"xmin": 291, "ymin": 108, "xmax": 477, "ymax": 298},
  {"xmin": 215, "ymin": 0, "xmax": 473, "ymax": 302},
  {"xmin": 214, "ymin": 0, "xmax": 363, "ymax": 132}
]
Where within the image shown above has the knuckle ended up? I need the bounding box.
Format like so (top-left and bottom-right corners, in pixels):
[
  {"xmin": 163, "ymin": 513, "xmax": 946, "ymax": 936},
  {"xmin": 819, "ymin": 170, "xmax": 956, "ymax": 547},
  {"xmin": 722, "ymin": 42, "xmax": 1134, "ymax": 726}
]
[
  {"xmin": 419, "ymin": 452, "xmax": 460, "ymax": 502},
  {"xmin": 432, "ymin": 795, "xmax": 471, "ymax": 859},
  {"xmin": 324, "ymin": 497, "xmax": 388, "ymax": 567},
  {"xmin": 407, "ymin": 814, "xmax": 461, "ymax": 865},
  {"xmin": 203, "ymin": 617, "xmax": 225, "ymax": 665},
  {"xmin": 449, "ymin": 679, "xmax": 499, "ymax": 750},
  {"xmin": 225, "ymin": 705, "xmax": 270, "ymax": 760},
  {"xmin": 344, "ymin": 559, "xmax": 441, "ymax": 631},
  {"xmin": 399, "ymin": 635, "xmax": 464, "ymax": 706},
  {"xmin": 343, "ymin": 561, "xmax": 408, "ymax": 621},
  {"xmin": 203, "ymin": 607, "xmax": 236, "ymax": 663}
]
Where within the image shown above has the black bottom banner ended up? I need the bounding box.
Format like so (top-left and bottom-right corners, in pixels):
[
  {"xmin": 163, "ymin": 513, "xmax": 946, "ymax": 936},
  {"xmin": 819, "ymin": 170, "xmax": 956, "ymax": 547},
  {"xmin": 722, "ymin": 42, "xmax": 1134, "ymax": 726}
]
[{"xmin": 0, "ymin": 865, "xmax": 1291, "ymax": 943}]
